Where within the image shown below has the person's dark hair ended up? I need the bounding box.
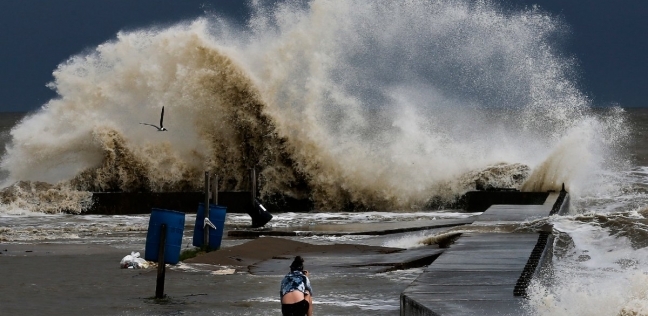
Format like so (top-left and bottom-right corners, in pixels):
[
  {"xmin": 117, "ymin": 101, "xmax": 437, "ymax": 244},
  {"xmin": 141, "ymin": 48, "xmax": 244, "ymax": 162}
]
[{"xmin": 290, "ymin": 256, "xmax": 304, "ymax": 272}]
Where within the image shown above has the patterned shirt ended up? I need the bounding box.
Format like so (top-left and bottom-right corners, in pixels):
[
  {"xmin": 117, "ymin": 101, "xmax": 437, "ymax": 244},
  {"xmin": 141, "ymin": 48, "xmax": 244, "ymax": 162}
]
[{"xmin": 280, "ymin": 271, "xmax": 313, "ymax": 297}]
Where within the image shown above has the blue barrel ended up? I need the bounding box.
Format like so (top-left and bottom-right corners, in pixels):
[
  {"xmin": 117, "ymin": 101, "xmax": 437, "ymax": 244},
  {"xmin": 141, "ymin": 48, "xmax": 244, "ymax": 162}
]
[
  {"xmin": 144, "ymin": 208, "xmax": 185, "ymax": 264},
  {"xmin": 192, "ymin": 203, "xmax": 227, "ymax": 250}
]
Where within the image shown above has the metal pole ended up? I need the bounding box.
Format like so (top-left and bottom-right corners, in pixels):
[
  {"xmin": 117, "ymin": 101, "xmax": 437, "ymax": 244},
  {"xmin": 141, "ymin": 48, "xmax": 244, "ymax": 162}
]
[
  {"xmin": 250, "ymin": 167, "xmax": 257, "ymax": 209},
  {"xmin": 211, "ymin": 175, "xmax": 219, "ymax": 205},
  {"xmin": 204, "ymin": 171, "xmax": 210, "ymax": 249},
  {"xmin": 155, "ymin": 224, "xmax": 167, "ymax": 299}
]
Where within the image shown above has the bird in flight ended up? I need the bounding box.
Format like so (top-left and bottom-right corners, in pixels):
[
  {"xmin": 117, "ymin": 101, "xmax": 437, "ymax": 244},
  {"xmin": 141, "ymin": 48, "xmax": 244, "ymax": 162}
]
[{"xmin": 140, "ymin": 106, "xmax": 168, "ymax": 131}]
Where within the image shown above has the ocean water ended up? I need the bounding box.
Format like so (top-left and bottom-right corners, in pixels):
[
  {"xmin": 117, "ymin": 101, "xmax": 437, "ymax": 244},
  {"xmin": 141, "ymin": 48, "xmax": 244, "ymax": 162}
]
[{"xmin": 1, "ymin": 0, "xmax": 647, "ymax": 315}]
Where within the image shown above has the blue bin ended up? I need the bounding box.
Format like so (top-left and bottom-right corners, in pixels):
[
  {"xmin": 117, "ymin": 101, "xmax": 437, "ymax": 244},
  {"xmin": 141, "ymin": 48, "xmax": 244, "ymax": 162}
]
[
  {"xmin": 144, "ymin": 208, "xmax": 185, "ymax": 264},
  {"xmin": 192, "ymin": 203, "xmax": 227, "ymax": 250}
]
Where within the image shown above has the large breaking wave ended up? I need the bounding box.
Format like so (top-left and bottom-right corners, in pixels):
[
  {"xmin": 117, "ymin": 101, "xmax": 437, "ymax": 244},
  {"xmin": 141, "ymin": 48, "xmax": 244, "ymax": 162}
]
[{"xmin": 0, "ymin": 0, "xmax": 627, "ymax": 212}]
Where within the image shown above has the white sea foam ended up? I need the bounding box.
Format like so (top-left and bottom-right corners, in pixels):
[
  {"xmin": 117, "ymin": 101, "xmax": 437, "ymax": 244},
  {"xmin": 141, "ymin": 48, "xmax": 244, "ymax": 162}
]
[
  {"xmin": 525, "ymin": 215, "xmax": 648, "ymax": 316},
  {"xmin": 382, "ymin": 231, "xmax": 438, "ymax": 249},
  {"xmin": 315, "ymin": 294, "xmax": 399, "ymax": 311},
  {"xmin": 0, "ymin": 213, "xmax": 150, "ymax": 242}
]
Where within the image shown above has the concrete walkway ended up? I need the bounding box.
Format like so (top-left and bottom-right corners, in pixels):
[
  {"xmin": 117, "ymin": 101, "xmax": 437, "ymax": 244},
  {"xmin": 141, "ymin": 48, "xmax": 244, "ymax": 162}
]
[
  {"xmin": 400, "ymin": 192, "xmax": 568, "ymax": 315},
  {"xmin": 401, "ymin": 233, "xmax": 538, "ymax": 315},
  {"xmin": 228, "ymin": 218, "xmax": 475, "ymax": 237}
]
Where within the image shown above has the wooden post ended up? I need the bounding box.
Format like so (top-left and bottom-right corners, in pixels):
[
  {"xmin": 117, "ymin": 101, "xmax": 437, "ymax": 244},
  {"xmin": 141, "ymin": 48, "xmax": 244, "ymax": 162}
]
[
  {"xmin": 155, "ymin": 224, "xmax": 167, "ymax": 299},
  {"xmin": 203, "ymin": 171, "xmax": 210, "ymax": 249}
]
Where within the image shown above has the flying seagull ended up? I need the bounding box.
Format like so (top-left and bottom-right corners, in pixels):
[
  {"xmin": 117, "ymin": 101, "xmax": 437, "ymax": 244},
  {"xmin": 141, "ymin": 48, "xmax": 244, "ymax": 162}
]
[{"xmin": 139, "ymin": 106, "xmax": 168, "ymax": 131}]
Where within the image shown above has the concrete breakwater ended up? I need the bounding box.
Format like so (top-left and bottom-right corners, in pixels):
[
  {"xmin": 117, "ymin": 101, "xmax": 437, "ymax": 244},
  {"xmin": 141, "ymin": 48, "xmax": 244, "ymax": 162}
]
[
  {"xmin": 88, "ymin": 189, "xmax": 551, "ymax": 215},
  {"xmin": 87, "ymin": 191, "xmax": 313, "ymax": 214},
  {"xmin": 88, "ymin": 191, "xmax": 246, "ymax": 214}
]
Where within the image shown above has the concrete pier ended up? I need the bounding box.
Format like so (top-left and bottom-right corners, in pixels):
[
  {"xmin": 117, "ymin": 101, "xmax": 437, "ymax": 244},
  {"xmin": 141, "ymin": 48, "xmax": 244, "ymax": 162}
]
[
  {"xmin": 401, "ymin": 233, "xmax": 538, "ymax": 315},
  {"xmin": 88, "ymin": 191, "xmax": 314, "ymax": 214},
  {"xmin": 88, "ymin": 191, "xmax": 252, "ymax": 214},
  {"xmin": 400, "ymin": 190, "xmax": 569, "ymax": 315}
]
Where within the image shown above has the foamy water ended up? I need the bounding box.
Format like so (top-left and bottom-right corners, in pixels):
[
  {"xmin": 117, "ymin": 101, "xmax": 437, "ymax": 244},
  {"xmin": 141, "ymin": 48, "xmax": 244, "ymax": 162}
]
[
  {"xmin": 0, "ymin": 1, "xmax": 645, "ymax": 315},
  {"xmin": 0, "ymin": 211, "xmax": 471, "ymax": 243},
  {"xmin": 525, "ymin": 214, "xmax": 648, "ymax": 316}
]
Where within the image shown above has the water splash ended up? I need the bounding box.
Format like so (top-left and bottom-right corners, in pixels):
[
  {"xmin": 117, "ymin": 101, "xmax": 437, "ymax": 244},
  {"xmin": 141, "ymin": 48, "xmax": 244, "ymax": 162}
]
[
  {"xmin": 0, "ymin": 181, "xmax": 92, "ymax": 214},
  {"xmin": 525, "ymin": 213, "xmax": 648, "ymax": 316},
  {"xmin": 0, "ymin": 0, "xmax": 627, "ymax": 212}
]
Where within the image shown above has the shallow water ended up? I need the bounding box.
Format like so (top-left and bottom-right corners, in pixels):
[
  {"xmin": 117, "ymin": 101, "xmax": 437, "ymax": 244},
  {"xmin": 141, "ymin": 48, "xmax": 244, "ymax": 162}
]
[{"xmin": 1, "ymin": 210, "xmax": 467, "ymax": 315}]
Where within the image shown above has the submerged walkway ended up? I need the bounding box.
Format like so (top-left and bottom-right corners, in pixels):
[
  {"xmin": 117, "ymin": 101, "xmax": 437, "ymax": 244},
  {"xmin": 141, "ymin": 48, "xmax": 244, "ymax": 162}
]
[
  {"xmin": 227, "ymin": 218, "xmax": 474, "ymax": 237},
  {"xmin": 401, "ymin": 191, "xmax": 568, "ymax": 315}
]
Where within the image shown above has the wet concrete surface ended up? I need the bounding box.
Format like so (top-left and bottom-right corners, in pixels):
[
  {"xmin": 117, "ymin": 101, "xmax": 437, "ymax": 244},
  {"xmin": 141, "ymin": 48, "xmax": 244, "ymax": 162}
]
[
  {"xmin": 475, "ymin": 205, "xmax": 555, "ymax": 222},
  {"xmin": 401, "ymin": 233, "xmax": 538, "ymax": 316},
  {"xmin": 400, "ymin": 193, "xmax": 566, "ymax": 315}
]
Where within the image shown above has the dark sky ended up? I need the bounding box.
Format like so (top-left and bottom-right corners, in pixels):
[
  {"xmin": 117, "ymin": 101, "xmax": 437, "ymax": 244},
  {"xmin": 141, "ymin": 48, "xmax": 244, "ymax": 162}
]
[
  {"xmin": 0, "ymin": 0, "xmax": 646, "ymax": 112},
  {"xmin": 509, "ymin": 0, "xmax": 648, "ymax": 108}
]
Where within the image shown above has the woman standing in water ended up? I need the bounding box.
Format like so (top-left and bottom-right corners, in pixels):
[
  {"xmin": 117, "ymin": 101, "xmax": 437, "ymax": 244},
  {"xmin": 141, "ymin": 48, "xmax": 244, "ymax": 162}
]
[{"xmin": 280, "ymin": 256, "xmax": 313, "ymax": 316}]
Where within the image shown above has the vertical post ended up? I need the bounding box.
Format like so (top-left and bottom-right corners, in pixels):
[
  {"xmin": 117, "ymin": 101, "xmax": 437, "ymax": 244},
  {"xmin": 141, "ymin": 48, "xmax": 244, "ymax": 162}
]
[
  {"xmin": 211, "ymin": 175, "xmax": 219, "ymax": 205},
  {"xmin": 155, "ymin": 224, "xmax": 167, "ymax": 299},
  {"xmin": 250, "ymin": 167, "xmax": 257, "ymax": 209},
  {"xmin": 248, "ymin": 167, "xmax": 272, "ymax": 228},
  {"xmin": 203, "ymin": 171, "xmax": 210, "ymax": 249}
]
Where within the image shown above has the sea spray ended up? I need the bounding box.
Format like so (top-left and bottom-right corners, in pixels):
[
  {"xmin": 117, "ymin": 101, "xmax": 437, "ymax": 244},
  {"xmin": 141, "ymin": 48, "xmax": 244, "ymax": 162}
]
[
  {"xmin": 522, "ymin": 107, "xmax": 629, "ymax": 194},
  {"xmin": 242, "ymin": 0, "xmax": 628, "ymax": 207},
  {"xmin": 0, "ymin": 0, "xmax": 628, "ymax": 213}
]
